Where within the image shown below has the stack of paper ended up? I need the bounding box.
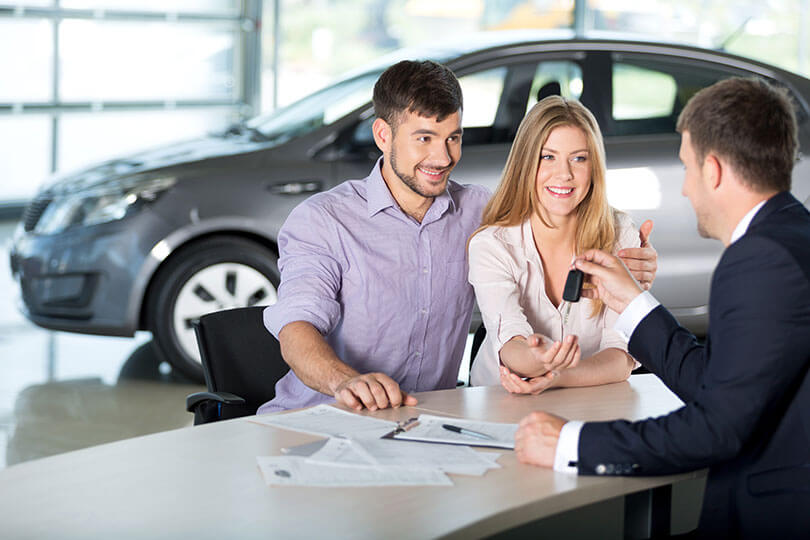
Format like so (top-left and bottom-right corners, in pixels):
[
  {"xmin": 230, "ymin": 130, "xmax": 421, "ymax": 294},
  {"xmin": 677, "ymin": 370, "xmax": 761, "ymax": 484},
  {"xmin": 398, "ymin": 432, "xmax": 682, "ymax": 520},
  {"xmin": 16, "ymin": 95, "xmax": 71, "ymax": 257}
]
[
  {"xmin": 253, "ymin": 405, "xmax": 511, "ymax": 487},
  {"xmin": 251, "ymin": 403, "xmax": 399, "ymax": 439}
]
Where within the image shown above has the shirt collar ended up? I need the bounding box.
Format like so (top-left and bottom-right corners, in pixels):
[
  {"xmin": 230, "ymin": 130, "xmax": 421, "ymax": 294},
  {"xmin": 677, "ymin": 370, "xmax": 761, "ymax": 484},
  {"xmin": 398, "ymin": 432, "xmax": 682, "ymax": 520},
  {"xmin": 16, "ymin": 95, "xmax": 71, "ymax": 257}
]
[
  {"xmin": 366, "ymin": 158, "xmax": 397, "ymax": 217},
  {"xmin": 365, "ymin": 157, "xmax": 457, "ymax": 220},
  {"xmin": 730, "ymin": 200, "xmax": 767, "ymax": 244}
]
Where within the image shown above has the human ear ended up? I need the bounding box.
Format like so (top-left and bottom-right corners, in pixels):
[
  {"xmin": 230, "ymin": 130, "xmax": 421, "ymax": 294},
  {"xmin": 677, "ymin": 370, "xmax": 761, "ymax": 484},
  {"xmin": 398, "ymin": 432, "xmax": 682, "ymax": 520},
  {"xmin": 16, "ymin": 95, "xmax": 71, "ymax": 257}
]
[
  {"xmin": 702, "ymin": 154, "xmax": 722, "ymax": 191},
  {"xmin": 372, "ymin": 118, "xmax": 392, "ymax": 154}
]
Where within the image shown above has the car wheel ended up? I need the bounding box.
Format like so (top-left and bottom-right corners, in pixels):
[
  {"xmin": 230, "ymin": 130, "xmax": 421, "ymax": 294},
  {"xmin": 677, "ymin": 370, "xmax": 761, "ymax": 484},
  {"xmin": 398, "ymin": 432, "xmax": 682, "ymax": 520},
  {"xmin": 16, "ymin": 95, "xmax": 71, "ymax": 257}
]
[{"xmin": 146, "ymin": 236, "xmax": 279, "ymax": 382}]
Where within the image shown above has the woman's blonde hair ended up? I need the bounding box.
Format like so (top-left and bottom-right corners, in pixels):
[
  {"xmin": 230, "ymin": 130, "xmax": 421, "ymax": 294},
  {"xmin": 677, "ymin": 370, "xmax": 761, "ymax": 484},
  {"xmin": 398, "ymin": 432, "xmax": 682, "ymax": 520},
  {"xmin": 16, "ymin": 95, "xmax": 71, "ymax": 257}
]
[{"xmin": 473, "ymin": 96, "xmax": 617, "ymax": 316}]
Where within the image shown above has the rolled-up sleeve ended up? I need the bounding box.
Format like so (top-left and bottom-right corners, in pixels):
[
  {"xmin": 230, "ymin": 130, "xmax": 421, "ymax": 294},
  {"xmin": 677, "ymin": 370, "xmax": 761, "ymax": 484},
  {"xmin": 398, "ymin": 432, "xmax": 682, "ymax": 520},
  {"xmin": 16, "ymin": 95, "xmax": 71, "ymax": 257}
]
[
  {"xmin": 264, "ymin": 201, "xmax": 343, "ymax": 338},
  {"xmin": 468, "ymin": 233, "xmax": 533, "ymax": 352}
]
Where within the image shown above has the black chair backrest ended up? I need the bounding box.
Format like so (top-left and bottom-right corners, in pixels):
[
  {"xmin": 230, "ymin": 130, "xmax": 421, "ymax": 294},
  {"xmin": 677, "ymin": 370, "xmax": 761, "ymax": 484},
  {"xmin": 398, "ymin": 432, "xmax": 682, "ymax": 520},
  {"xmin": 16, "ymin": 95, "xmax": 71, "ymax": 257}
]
[
  {"xmin": 470, "ymin": 323, "xmax": 487, "ymax": 369},
  {"xmin": 194, "ymin": 306, "xmax": 289, "ymax": 415}
]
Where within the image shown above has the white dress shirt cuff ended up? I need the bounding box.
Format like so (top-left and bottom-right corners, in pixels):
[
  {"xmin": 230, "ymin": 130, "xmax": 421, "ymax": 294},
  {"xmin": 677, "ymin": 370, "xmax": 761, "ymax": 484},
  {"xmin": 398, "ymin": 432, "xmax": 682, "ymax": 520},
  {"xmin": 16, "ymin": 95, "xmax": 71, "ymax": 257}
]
[
  {"xmin": 613, "ymin": 291, "xmax": 660, "ymax": 342},
  {"xmin": 553, "ymin": 420, "xmax": 584, "ymax": 473}
]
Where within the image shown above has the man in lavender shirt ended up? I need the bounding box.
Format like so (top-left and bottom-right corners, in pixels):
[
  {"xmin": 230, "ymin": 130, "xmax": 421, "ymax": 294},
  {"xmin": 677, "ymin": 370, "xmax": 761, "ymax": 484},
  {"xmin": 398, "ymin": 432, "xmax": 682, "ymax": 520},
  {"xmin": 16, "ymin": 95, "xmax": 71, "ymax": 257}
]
[
  {"xmin": 258, "ymin": 60, "xmax": 485, "ymax": 413},
  {"xmin": 258, "ymin": 60, "xmax": 658, "ymax": 414}
]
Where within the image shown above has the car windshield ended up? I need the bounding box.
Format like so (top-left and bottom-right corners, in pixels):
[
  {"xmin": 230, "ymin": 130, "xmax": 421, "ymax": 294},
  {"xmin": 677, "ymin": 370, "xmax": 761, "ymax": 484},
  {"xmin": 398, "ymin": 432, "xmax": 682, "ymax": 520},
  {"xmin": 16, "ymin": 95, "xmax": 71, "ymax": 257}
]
[{"xmin": 245, "ymin": 71, "xmax": 382, "ymax": 143}]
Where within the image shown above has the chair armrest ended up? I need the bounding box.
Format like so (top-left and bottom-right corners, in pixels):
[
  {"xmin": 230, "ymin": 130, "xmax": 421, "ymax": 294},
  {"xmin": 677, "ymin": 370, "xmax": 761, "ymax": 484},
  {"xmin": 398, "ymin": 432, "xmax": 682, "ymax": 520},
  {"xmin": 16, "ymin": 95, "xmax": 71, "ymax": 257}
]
[{"xmin": 185, "ymin": 391, "xmax": 246, "ymax": 413}]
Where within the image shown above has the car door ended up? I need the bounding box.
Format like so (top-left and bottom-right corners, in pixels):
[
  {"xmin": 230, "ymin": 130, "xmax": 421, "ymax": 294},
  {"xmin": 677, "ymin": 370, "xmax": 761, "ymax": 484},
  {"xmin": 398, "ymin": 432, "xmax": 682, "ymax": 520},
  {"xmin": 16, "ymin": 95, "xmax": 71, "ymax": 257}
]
[{"xmin": 592, "ymin": 50, "xmax": 770, "ymax": 333}]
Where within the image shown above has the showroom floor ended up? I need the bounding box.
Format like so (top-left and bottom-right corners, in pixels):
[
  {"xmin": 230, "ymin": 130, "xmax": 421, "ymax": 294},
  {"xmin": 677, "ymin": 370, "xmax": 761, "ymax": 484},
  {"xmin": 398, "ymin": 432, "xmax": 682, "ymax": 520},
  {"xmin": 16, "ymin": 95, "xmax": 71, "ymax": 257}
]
[{"xmin": 0, "ymin": 219, "xmax": 205, "ymax": 470}]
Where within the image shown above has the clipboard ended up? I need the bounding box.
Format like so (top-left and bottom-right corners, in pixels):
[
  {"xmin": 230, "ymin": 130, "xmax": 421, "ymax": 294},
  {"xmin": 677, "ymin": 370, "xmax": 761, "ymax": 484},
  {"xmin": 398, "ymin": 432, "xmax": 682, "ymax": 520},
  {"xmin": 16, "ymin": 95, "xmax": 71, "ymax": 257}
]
[
  {"xmin": 381, "ymin": 417, "xmax": 422, "ymax": 438},
  {"xmin": 381, "ymin": 415, "xmax": 516, "ymax": 450}
]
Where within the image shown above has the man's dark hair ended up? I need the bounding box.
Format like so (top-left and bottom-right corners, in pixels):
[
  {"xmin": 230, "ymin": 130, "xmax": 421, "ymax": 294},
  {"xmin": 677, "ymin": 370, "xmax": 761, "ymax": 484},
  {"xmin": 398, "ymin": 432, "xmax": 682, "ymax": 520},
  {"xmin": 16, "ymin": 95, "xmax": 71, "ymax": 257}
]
[
  {"xmin": 372, "ymin": 60, "xmax": 463, "ymax": 128},
  {"xmin": 676, "ymin": 77, "xmax": 798, "ymax": 193}
]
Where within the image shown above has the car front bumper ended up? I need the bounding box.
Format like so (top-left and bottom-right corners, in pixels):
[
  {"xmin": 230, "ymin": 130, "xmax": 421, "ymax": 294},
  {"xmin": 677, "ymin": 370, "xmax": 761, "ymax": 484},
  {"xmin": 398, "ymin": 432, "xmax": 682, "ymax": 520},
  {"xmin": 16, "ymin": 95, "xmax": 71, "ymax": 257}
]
[{"xmin": 9, "ymin": 208, "xmax": 172, "ymax": 337}]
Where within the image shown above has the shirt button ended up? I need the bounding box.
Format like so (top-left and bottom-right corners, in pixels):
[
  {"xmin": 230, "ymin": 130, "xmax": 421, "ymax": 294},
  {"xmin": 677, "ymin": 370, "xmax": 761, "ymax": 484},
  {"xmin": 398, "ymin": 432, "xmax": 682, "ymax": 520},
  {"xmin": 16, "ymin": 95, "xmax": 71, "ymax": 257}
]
[
  {"xmin": 595, "ymin": 464, "xmax": 607, "ymax": 475},
  {"xmin": 421, "ymin": 308, "xmax": 427, "ymax": 314},
  {"xmin": 422, "ymin": 268, "xmax": 429, "ymax": 274},
  {"xmin": 415, "ymin": 351, "xmax": 421, "ymax": 357}
]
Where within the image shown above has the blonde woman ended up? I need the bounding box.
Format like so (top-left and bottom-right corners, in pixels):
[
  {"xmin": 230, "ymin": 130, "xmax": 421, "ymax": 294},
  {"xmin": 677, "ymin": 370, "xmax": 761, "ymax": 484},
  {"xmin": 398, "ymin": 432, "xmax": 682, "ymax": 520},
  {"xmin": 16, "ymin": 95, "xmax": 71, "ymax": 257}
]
[{"xmin": 468, "ymin": 96, "xmax": 655, "ymax": 392}]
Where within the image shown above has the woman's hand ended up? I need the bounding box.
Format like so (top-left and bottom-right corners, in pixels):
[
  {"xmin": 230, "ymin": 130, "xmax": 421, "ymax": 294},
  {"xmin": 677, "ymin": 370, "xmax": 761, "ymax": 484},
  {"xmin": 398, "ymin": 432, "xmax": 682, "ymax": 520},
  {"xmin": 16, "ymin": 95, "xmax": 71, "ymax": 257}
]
[
  {"xmin": 499, "ymin": 333, "xmax": 580, "ymax": 379},
  {"xmin": 523, "ymin": 333, "xmax": 581, "ymax": 375},
  {"xmin": 499, "ymin": 365, "xmax": 560, "ymax": 395}
]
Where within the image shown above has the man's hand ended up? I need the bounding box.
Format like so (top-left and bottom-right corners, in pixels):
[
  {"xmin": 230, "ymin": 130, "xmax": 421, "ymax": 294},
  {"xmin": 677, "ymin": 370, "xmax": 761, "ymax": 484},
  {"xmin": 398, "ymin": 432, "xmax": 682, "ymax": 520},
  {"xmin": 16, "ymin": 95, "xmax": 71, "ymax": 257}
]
[
  {"xmin": 514, "ymin": 411, "xmax": 568, "ymax": 468},
  {"xmin": 500, "ymin": 365, "xmax": 559, "ymax": 395},
  {"xmin": 617, "ymin": 219, "xmax": 657, "ymax": 291},
  {"xmin": 333, "ymin": 372, "xmax": 418, "ymax": 411},
  {"xmin": 575, "ymin": 249, "xmax": 644, "ymax": 314}
]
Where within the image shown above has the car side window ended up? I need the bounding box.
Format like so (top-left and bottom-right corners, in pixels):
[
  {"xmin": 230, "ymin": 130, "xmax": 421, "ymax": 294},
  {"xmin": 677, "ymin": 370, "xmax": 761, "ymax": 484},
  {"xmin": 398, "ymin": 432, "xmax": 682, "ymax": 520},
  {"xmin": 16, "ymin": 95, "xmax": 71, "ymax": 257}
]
[
  {"xmin": 609, "ymin": 54, "xmax": 735, "ymax": 137},
  {"xmin": 525, "ymin": 61, "xmax": 584, "ymax": 113},
  {"xmin": 458, "ymin": 67, "xmax": 507, "ymax": 129},
  {"xmin": 351, "ymin": 114, "xmax": 374, "ymax": 147},
  {"xmin": 613, "ymin": 63, "xmax": 676, "ymax": 121}
]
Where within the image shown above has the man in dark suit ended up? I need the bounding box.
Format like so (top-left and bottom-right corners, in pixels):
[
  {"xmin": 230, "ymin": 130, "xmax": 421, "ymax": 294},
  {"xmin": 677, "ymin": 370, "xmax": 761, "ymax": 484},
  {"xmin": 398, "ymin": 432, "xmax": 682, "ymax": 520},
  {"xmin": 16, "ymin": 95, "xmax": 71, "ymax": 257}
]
[{"xmin": 514, "ymin": 77, "xmax": 810, "ymax": 538}]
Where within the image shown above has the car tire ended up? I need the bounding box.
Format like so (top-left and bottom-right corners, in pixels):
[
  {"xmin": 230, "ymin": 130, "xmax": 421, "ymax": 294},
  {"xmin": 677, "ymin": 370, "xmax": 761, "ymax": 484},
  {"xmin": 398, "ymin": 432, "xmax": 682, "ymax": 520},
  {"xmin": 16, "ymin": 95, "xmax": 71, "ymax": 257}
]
[{"xmin": 146, "ymin": 236, "xmax": 280, "ymax": 382}]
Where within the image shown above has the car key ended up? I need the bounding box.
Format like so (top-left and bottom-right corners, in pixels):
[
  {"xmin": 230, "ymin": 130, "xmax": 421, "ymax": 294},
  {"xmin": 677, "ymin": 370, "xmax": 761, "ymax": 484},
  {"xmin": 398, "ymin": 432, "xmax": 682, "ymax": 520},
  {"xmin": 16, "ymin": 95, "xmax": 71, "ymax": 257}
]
[{"xmin": 562, "ymin": 268, "xmax": 584, "ymax": 302}]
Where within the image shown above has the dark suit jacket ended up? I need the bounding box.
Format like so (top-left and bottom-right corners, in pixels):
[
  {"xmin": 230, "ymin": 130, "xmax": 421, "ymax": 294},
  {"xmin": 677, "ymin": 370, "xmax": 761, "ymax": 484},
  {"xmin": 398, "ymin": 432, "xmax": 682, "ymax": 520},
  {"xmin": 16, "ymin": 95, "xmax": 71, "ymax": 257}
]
[{"xmin": 578, "ymin": 192, "xmax": 810, "ymax": 538}]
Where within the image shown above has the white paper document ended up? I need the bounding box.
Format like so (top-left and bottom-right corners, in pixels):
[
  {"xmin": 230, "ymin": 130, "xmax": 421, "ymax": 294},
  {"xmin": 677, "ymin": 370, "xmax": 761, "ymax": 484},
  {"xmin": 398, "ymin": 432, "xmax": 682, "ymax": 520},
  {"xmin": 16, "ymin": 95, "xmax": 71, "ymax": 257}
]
[
  {"xmin": 307, "ymin": 437, "xmax": 502, "ymax": 476},
  {"xmin": 255, "ymin": 407, "xmax": 512, "ymax": 487},
  {"xmin": 256, "ymin": 456, "xmax": 453, "ymax": 487},
  {"xmin": 390, "ymin": 414, "xmax": 518, "ymax": 449},
  {"xmin": 250, "ymin": 404, "xmax": 398, "ymax": 438}
]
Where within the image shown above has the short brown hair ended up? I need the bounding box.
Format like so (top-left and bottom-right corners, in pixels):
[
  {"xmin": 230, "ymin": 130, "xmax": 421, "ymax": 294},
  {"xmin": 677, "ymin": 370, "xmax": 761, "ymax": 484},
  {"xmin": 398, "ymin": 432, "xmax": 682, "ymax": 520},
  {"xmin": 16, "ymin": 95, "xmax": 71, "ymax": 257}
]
[
  {"xmin": 372, "ymin": 60, "xmax": 462, "ymax": 128},
  {"xmin": 676, "ymin": 77, "xmax": 798, "ymax": 192}
]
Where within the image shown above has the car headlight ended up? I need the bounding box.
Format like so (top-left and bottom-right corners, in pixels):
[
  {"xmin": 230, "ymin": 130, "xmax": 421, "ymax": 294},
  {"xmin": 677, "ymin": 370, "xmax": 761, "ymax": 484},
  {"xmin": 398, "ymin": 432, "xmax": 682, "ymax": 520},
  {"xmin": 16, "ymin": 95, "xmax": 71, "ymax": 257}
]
[{"xmin": 34, "ymin": 176, "xmax": 176, "ymax": 235}]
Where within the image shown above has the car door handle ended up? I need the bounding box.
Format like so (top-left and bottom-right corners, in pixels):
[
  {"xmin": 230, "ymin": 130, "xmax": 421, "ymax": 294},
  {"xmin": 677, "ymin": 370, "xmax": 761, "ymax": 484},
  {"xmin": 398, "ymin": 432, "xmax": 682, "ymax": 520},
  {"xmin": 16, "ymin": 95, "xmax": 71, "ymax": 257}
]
[{"xmin": 266, "ymin": 180, "xmax": 323, "ymax": 195}]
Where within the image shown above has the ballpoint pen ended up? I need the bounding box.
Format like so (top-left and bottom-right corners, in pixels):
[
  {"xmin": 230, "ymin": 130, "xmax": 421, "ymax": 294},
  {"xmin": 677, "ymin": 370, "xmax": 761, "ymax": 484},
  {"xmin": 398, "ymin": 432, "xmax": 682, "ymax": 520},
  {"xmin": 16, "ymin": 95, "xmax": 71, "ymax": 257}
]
[{"xmin": 442, "ymin": 423, "xmax": 495, "ymax": 441}]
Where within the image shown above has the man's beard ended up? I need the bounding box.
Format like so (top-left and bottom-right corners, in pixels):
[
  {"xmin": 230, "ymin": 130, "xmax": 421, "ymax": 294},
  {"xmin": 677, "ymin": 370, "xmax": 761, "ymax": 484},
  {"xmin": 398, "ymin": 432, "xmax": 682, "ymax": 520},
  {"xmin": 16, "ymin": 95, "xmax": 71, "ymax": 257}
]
[{"xmin": 390, "ymin": 147, "xmax": 453, "ymax": 199}]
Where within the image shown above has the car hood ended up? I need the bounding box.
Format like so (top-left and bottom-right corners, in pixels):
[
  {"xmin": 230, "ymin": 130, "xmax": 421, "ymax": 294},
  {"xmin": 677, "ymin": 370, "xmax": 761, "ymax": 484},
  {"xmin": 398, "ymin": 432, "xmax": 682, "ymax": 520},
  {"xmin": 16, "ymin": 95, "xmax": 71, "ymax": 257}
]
[{"xmin": 41, "ymin": 134, "xmax": 267, "ymax": 197}]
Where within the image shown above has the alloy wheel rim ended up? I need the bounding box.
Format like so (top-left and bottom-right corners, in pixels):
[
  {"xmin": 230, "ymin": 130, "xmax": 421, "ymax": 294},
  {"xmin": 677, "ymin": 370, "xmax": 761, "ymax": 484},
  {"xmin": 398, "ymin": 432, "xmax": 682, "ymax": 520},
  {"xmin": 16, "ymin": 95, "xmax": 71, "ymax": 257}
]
[{"xmin": 172, "ymin": 262, "xmax": 278, "ymax": 364}]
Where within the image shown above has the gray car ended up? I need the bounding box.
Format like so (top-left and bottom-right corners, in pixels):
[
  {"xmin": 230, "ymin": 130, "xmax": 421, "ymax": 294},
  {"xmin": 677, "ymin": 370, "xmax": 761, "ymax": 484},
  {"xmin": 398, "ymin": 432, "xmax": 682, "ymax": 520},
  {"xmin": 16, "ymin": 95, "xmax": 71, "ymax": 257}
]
[{"xmin": 10, "ymin": 34, "xmax": 810, "ymax": 381}]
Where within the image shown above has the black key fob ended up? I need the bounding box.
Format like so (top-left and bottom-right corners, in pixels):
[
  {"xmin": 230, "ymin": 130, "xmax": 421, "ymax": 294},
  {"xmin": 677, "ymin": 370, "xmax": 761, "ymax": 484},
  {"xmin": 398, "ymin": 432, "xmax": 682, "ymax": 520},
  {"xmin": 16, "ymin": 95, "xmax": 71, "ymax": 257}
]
[{"xmin": 562, "ymin": 269, "xmax": 584, "ymax": 302}]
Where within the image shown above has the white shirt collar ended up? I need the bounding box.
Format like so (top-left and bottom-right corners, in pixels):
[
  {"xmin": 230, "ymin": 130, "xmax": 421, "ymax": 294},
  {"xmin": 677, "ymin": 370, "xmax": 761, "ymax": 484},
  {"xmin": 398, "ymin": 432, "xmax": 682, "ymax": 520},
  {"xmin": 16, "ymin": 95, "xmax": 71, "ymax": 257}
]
[{"xmin": 730, "ymin": 200, "xmax": 767, "ymax": 244}]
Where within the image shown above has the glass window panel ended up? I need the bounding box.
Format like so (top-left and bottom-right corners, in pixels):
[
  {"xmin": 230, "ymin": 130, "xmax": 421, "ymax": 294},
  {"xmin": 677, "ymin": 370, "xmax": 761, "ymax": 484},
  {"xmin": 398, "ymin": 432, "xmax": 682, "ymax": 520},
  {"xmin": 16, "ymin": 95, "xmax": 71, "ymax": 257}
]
[
  {"xmin": 458, "ymin": 67, "xmax": 506, "ymax": 128},
  {"xmin": 10, "ymin": 0, "xmax": 54, "ymax": 6},
  {"xmin": 58, "ymin": 108, "xmax": 235, "ymax": 173},
  {"xmin": 0, "ymin": 116, "xmax": 52, "ymax": 201},
  {"xmin": 526, "ymin": 61, "xmax": 583, "ymax": 113},
  {"xmin": 60, "ymin": 0, "xmax": 239, "ymax": 14},
  {"xmin": 60, "ymin": 20, "xmax": 237, "ymax": 102},
  {"xmin": 612, "ymin": 63, "xmax": 677, "ymax": 120},
  {"xmin": 587, "ymin": 1, "xmax": 808, "ymax": 78},
  {"xmin": 479, "ymin": 0, "xmax": 573, "ymax": 30},
  {"xmin": 607, "ymin": 54, "xmax": 757, "ymax": 136},
  {"xmin": 0, "ymin": 20, "xmax": 53, "ymax": 102},
  {"xmin": 250, "ymin": 72, "xmax": 379, "ymax": 141}
]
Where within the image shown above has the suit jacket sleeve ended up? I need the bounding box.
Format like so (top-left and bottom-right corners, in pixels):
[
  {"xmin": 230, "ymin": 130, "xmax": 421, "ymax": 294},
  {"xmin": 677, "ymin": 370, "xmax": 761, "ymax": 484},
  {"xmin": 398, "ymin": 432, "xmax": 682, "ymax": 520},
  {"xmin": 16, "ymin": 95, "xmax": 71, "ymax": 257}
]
[
  {"xmin": 577, "ymin": 234, "xmax": 810, "ymax": 475},
  {"xmin": 629, "ymin": 305, "xmax": 706, "ymax": 403}
]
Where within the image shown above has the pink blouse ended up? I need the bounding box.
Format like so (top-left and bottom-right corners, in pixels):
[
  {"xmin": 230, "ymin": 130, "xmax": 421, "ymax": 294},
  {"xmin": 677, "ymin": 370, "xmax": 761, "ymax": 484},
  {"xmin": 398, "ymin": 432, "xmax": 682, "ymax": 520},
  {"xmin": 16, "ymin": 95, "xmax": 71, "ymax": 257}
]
[{"xmin": 468, "ymin": 211, "xmax": 639, "ymax": 386}]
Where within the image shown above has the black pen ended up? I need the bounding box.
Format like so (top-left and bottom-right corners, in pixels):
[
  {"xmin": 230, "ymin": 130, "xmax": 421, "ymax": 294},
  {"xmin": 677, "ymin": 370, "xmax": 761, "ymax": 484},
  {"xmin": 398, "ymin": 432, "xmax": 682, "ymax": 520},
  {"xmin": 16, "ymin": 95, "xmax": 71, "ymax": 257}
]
[{"xmin": 442, "ymin": 423, "xmax": 495, "ymax": 441}]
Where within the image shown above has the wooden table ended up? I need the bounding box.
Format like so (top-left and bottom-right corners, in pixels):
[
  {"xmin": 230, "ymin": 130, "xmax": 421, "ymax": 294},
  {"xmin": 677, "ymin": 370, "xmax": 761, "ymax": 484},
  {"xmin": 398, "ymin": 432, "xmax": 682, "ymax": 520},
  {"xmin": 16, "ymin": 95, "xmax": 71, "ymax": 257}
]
[{"xmin": 0, "ymin": 374, "xmax": 703, "ymax": 539}]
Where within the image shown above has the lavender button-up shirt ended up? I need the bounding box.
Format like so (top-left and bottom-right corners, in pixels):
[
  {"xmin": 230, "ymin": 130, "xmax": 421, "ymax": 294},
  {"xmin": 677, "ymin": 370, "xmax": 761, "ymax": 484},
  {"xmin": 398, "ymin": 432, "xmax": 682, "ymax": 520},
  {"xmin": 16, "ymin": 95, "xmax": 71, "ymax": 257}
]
[{"xmin": 258, "ymin": 160, "xmax": 490, "ymax": 413}]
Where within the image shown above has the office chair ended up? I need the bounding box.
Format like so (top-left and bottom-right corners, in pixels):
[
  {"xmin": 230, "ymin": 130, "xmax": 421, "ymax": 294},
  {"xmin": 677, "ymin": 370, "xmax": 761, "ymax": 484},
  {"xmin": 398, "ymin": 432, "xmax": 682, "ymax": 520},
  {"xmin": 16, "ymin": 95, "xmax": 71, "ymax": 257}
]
[
  {"xmin": 457, "ymin": 322, "xmax": 487, "ymax": 386},
  {"xmin": 185, "ymin": 306, "xmax": 290, "ymax": 425},
  {"xmin": 470, "ymin": 323, "xmax": 487, "ymax": 364}
]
